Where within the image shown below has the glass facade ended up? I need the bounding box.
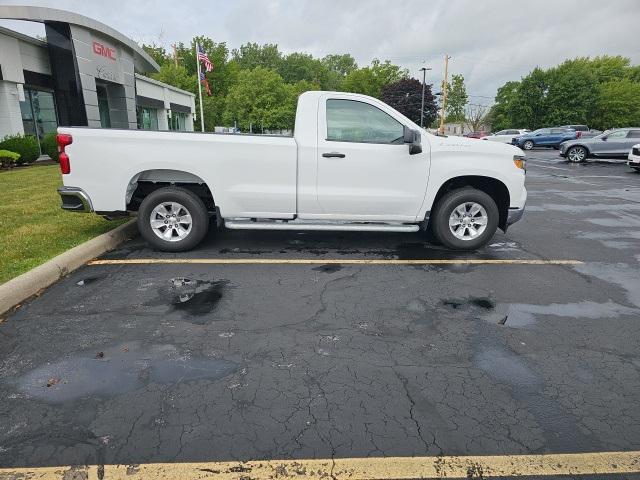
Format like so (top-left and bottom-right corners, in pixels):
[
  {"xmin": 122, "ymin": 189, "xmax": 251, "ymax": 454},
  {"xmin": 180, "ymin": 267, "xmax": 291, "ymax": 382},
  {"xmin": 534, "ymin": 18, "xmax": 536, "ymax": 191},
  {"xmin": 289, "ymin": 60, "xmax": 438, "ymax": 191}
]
[
  {"xmin": 96, "ymin": 85, "xmax": 111, "ymax": 128},
  {"xmin": 20, "ymin": 88, "xmax": 58, "ymax": 140},
  {"xmin": 168, "ymin": 112, "xmax": 188, "ymax": 131},
  {"xmin": 137, "ymin": 106, "xmax": 159, "ymax": 130}
]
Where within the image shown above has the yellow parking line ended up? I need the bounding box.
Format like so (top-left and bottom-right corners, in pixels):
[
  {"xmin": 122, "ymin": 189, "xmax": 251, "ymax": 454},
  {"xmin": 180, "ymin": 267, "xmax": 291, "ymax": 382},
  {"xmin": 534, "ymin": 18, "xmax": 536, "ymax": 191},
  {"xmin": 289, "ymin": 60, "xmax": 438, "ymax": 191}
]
[
  {"xmin": 1, "ymin": 451, "xmax": 639, "ymax": 479},
  {"xmin": 88, "ymin": 258, "xmax": 583, "ymax": 266}
]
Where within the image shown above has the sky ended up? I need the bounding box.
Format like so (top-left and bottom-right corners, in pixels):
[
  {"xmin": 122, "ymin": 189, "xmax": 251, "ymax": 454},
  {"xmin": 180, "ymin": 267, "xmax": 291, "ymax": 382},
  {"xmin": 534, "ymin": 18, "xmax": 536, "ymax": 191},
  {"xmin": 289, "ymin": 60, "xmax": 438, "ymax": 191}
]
[{"xmin": 1, "ymin": 0, "xmax": 639, "ymax": 105}]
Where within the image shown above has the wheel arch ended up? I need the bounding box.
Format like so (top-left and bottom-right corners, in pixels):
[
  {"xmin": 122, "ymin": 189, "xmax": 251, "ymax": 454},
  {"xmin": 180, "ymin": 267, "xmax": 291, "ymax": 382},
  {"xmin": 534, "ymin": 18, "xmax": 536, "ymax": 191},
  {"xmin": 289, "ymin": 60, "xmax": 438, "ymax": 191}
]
[
  {"xmin": 126, "ymin": 169, "xmax": 215, "ymax": 213},
  {"xmin": 567, "ymin": 143, "xmax": 591, "ymax": 155},
  {"xmin": 431, "ymin": 175, "xmax": 510, "ymax": 231}
]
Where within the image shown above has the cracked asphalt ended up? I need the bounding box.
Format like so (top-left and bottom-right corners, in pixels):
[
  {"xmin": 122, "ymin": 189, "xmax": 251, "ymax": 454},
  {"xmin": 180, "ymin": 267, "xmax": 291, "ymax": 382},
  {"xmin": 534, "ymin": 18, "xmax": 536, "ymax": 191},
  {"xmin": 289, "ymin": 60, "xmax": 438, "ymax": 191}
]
[{"xmin": 1, "ymin": 150, "xmax": 639, "ymax": 469}]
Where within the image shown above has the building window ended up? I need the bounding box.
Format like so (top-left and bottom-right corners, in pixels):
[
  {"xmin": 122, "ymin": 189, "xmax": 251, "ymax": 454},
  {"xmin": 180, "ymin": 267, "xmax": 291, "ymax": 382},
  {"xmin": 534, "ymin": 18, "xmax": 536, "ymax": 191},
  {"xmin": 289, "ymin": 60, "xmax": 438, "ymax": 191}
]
[
  {"xmin": 168, "ymin": 112, "xmax": 188, "ymax": 131},
  {"xmin": 137, "ymin": 106, "xmax": 159, "ymax": 130},
  {"xmin": 96, "ymin": 85, "xmax": 111, "ymax": 128},
  {"xmin": 20, "ymin": 88, "xmax": 58, "ymax": 140}
]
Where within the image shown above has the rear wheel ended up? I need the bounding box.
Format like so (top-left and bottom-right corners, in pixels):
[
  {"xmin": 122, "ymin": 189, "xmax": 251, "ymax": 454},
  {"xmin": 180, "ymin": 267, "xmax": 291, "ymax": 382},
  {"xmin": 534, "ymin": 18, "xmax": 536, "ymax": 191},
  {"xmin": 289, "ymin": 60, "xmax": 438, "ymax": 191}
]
[
  {"xmin": 567, "ymin": 146, "xmax": 587, "ymax": 163},
  {"xmin": 522, "ymin": 140, "xmax": 534, "ymax": 150},
  {"xmin": 432, "ymin": 188, "xmax": 499, "ymax": 250},
  {"xmin": 137, "ymin": 187, "xmax": 209, "ymax": 252}
]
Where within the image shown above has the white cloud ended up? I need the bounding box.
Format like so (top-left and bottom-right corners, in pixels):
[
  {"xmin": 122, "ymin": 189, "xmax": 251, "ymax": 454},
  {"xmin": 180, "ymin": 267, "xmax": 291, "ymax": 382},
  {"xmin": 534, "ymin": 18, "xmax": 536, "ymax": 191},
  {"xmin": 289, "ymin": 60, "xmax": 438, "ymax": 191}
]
[{"xmin": 1, "ymin": 0, "xmax": 639, "ymax": 101}]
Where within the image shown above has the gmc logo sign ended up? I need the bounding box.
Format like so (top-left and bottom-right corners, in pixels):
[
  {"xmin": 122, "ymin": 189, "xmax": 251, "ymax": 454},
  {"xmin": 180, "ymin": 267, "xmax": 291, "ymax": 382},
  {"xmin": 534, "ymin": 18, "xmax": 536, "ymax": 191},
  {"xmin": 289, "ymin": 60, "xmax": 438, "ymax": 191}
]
[{"xmin": 93, "ymin": 41, "xmax": 116, "ymax": 60}]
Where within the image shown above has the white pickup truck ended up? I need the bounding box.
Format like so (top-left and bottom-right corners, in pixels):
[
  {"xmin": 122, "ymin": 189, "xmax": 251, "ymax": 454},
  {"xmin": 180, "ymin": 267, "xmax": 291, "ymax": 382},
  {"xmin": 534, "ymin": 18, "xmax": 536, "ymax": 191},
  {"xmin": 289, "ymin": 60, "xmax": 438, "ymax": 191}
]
[{"xmin": 57, "ymin": 91, "xmax": 527, "ymax": 251}]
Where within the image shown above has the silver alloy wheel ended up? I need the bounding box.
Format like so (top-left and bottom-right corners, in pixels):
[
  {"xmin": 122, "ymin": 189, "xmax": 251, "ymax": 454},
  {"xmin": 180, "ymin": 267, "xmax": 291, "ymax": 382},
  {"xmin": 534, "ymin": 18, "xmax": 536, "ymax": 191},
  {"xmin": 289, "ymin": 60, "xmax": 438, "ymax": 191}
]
[
  {"xmin": 149, "ymin": 202, "xmax": 193, "ymax": 242},
  {"xmin": 567, "ymin": 146, "xmax": 586, "ymax": 163},
  {"xmin": 523, "ymin": 140, "xmax": 534, "ymax": 150},
  {"xmin": 449, "ymin": 202, "xmax": 488, "ymax": 241}
]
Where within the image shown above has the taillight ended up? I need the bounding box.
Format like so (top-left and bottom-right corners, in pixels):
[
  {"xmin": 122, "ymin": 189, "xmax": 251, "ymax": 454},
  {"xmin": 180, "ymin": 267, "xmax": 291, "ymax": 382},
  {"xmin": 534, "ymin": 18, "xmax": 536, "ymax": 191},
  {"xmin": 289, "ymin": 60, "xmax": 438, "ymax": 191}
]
[
  {"xmin": 57, "ymin": 133, "xmax": 73, "ymax": 174},
  {"xmin": 576, "ymin": 131, "xmax": 582, "ymax": 138}
]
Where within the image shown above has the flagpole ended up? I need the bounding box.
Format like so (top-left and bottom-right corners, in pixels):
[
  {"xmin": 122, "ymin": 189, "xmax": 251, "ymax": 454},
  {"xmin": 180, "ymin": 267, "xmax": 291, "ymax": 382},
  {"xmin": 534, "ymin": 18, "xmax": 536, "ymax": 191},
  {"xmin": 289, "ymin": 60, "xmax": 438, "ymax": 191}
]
[{"xmin": 195, "ymin": 41, "xmax": 205, "ymax": 132}]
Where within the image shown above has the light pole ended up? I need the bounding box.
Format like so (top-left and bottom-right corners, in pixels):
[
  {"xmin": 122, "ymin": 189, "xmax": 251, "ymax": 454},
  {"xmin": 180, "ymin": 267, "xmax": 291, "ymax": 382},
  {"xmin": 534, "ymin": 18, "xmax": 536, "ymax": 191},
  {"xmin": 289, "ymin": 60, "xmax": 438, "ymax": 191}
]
[{"xmin": 419, "ymin": 66, "xmax": 431, "ymax": 128}]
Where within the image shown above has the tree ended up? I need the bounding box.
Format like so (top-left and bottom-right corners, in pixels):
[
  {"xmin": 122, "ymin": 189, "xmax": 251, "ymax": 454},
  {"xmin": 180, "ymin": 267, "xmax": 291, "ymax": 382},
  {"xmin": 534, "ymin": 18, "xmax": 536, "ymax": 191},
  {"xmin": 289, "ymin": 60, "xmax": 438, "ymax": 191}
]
[
  {"xmin": 380, "ymin": 78, "xmax": 437, "ymax": 126},
  {"xmin": 231, "ymin": 42, "xmax": 283, "ymax": 71},
  {"xmin": 593, "ymin": 79, "xmax": 640, "ymax": 130},
  {"xmin": 488, "ymin": 81, "xmax": 520, "ymax": 131},
  {"xmin": 489, "ymin": 56, "xmax": 640, "ymax": 130},
  {"xmin": 322, "ymin": 54, "xmax": 357, "ymax": 77},
  {"xmin": 143, "ymin": 43, "xmax": 170, "ymax": 67},
  {"xmin": 445, "ymin": 74, "xmax": 468, "ymax": 122},
  {"xmin": 278, "ymin": 52, "xmax": 330, "ymax": 89},
  {"xmin": 341, "ymin": 59, "xmax": 408, "ymax": 98},
  {"xmin": 151, "ymin": 63, "xmax": 196, "ymax": 93},
  {"xmin": 222, "ymin": 67, "xmax": 314, "ymax": 131},
  {"xmin": 465, "ymin": 104, "xmax": 489, "ymax": 132}
]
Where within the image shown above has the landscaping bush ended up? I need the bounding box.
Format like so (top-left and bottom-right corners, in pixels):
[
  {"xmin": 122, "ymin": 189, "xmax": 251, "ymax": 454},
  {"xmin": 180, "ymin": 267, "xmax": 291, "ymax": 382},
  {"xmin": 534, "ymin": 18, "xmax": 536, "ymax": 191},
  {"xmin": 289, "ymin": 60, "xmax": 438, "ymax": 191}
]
[
  {"xmin": 42, "ymin": 132, "xmax": 59, "ymax": 162},
  {"xmin": 0, "ymin": 149, "xmax": 21, "ymax": 169},
  {"xmin": 0, "ymin": 134, "xmax": 39, "ymax": 165}
]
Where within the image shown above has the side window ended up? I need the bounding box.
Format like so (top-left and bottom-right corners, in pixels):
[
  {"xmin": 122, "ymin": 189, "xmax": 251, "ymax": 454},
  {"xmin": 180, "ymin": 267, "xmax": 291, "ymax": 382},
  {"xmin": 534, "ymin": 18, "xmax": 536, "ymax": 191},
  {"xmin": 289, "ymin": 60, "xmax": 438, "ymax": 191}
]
[
  {"xmin": 607, "ymin": 130, "xmax": 627, "ymax": 139},
  {"xmin": 626, "ymin": 130, "xmax": 640, "ymax": 138},
  {"xmin": 537, "ymin": 129, "xmax": 551, "ymax": 135},
  {"xmin": 326, "ymin": 99, "xmax": 404, "ymax": 144},
  {"xmin": 550, "ymin": 128, "xmax": 565, "ymax": 134},
  {"xmin": 507, "ymin": 130, "xmax": 519, "ymax": 135}
]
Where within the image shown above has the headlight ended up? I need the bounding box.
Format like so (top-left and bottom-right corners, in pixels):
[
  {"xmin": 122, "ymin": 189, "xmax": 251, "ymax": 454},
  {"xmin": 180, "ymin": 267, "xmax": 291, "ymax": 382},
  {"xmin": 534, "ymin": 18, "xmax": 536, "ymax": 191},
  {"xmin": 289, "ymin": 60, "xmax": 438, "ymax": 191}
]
[{"xmin": 513, "ymin": 155, "xmax": 526, "ymax": 171}]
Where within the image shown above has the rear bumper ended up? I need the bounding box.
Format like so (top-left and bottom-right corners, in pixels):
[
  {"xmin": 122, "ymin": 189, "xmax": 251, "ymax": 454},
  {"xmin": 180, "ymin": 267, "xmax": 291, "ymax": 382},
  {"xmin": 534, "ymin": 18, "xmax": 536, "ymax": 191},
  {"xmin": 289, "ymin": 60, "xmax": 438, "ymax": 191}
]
[{"xmin": 58, "ymin": 187, "xmax": 93, "ymax": 212}]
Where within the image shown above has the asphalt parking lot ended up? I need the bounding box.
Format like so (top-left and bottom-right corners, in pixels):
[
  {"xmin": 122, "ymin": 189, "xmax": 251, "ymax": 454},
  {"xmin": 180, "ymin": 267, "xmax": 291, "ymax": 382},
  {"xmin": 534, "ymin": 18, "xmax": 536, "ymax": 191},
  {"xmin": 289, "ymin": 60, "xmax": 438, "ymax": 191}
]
[{"xmin": 1, "ymin": 149, "xmax": 640, "ymax": 473}]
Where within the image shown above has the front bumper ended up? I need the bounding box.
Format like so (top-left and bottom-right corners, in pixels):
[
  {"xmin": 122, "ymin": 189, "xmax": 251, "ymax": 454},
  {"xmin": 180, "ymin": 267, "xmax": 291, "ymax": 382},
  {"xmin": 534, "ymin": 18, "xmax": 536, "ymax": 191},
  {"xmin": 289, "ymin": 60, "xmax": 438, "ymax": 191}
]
[
  {"xmin": 506, "ymin": 206, "xmax": 525, "ymax": 226},
  {"xmin": 58, "ymin": 187, "xmax": 93, "ymax": 212}
]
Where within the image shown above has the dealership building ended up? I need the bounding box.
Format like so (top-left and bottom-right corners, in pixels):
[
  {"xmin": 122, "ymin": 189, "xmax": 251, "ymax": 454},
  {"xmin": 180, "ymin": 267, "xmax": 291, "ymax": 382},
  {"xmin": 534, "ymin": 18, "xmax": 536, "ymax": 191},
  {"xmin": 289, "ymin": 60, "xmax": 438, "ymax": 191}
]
[{"xmin": 0, "ymin": 5, "xmax": 195, "ymax": 154}]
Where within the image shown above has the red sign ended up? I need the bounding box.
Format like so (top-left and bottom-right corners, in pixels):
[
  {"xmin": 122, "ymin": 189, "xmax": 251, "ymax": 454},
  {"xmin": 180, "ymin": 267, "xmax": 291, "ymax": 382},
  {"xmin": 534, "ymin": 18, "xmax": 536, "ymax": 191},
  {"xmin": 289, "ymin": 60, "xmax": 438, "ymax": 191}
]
[{"xmin": 93, "ymin": 41, "xmax": 116, "ymax": 61}]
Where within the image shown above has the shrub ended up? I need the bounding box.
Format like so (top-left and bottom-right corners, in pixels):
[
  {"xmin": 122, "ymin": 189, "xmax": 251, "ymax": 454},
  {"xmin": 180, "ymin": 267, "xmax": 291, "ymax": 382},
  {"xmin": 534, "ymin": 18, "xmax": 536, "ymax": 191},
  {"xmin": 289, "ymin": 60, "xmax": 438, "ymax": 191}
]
[
  {"xmin": 0, "ymin": 134, "xmax": 39, "ymax": 165},
  {"xmin": 42, "ymin": 132, "xmax": 59, "ymax": 162},
  {"xmin": 0, "ymin": 149, "xmax": 21, "ymax": 169}
]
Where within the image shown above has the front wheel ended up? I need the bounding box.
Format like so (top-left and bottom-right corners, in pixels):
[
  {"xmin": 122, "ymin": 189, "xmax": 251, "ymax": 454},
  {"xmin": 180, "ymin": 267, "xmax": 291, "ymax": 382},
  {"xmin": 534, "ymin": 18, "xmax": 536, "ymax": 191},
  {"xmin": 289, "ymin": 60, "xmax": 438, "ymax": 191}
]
[
  {"xmin": 137, "ymin": 187, "xmax": 210, "ymax": 252},
  {"xmin": 522, "ymin": 140, "xmax": 534, "ymax": 150},
  {"xmin": 432, "ymin": 188, "xmax": 499, "ymax": 250},
  {"xmin": 567, "ymin": 146, "xmax": 587, "ymax": 163}
]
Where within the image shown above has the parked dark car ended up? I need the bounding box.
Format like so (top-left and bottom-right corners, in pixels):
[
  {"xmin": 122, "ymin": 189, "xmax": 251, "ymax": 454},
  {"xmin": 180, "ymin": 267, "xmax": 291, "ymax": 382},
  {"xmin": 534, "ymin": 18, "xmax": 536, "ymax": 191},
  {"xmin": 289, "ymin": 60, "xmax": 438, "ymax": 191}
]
[
  {"xmin": 559, "ymin": 128, "xmax": 640, "ymax": 162},
  {"xmin": 513, "ymin": 128, "xmax": 578, "ymax": 150},
  {"xmin": 465, "ymin": 131, "xmax": 489, "ymax": 139}
]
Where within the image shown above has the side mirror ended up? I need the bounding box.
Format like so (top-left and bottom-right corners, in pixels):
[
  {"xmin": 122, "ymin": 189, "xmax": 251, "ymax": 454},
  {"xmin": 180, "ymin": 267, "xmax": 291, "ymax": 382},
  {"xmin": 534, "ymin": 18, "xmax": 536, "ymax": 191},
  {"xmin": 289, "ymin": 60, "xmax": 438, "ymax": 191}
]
[
  {"xmin": 601, "ymin": 136, "xmax": 607, "ymax": 141},
  {"xmin": 403, "ymin": 126, "xmax": 422, "ymax": 155}
]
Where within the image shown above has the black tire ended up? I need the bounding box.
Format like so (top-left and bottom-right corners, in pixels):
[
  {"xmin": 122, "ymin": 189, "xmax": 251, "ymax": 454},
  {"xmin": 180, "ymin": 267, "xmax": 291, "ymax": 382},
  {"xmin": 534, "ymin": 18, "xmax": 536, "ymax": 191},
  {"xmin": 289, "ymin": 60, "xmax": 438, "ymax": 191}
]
[
  {"xmin": 137, "ymin": 187, "xmax": 209, "ymax": 252},
  {"xmin": 432, "ymin": 188, "xmax": 499, "ymax": 250},
  {"xmin": 522, "ymin": 140, "xmax": 534, "ymax": 150},
  {"xmin": 567, "ymin": 145, "xmax": 588, "ymax": 163}
]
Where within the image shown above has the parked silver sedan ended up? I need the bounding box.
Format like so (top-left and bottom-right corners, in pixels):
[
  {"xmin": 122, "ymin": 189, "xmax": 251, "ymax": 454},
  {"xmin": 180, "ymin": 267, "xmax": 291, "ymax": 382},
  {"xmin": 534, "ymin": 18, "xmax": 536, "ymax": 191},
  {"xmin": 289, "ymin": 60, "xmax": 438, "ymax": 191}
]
[{"xmin": 560, "ymin": 128, "xmax": 640, "ymax": 162}]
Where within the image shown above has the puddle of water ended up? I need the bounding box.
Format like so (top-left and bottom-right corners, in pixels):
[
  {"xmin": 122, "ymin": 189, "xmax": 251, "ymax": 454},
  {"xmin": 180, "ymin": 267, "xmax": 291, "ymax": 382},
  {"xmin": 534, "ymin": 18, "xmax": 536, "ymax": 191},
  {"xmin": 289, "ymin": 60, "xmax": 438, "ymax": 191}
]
[
  {"xmin": 15, "ymin": 342, "xmax": 237, "ymax": 403},
  {"xmin": 485, "ymin": 300, "xmax": 638, "ymax": 328},
  {"xmin": 146, "ymin": 278, "xmax": 231, "ymax": 320},
  {"xmin": 574, "ymin": 263, "xmax": 640, "ymax": 308},
  {"xmin": 441, "ymin": 297, "xmax": 494, "ymax": 311},
  {"xmin": 75, "ymin": 276, "xmax": 104, "ymax": 286},
  {"xmin": 312, "ymin": 264, "xmax": 343, "ymax": 273},
  {"xmin": 475, "ymin": 347, "xmax": 539, "ymax": 388}
]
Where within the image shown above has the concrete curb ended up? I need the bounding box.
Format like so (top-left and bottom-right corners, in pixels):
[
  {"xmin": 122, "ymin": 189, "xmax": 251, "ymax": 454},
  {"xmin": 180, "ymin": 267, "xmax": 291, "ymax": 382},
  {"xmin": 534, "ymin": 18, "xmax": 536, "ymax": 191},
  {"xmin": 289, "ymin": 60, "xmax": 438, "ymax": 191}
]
[{"xmin": 0, "ymin": 219, "xmax": 138, "ymax": 317}]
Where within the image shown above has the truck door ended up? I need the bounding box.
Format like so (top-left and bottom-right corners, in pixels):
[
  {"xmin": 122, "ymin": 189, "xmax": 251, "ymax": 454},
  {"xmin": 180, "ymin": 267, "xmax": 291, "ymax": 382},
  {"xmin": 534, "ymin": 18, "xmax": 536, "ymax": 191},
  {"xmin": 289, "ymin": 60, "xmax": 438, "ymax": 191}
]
[{"xmin": 313, "ymin": 95, "xmax": 430, "ymax": 221}]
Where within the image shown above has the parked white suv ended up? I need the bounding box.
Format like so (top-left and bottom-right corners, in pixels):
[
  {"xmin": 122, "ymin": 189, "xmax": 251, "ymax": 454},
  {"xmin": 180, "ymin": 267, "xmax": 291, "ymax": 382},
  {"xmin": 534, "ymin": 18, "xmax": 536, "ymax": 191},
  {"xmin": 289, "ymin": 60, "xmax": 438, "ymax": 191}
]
[
  {"xmin": 483, "ymin": 129, "xmax": 530, "ymax": 144},
  {"xmin": 57, "ymin": 91, "xmax": 527, "ymax": 252}
]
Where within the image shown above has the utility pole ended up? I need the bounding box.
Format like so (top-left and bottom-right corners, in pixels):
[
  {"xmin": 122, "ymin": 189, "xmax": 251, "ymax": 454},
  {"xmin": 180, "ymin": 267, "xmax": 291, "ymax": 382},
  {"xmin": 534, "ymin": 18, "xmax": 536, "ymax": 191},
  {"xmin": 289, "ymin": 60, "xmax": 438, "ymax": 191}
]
[
  {"xmin": 438, "ymin": 55, "xmax": 451, "ymax": 135},
  {"xmin": 419, "ymin": 66, "xmax": 432, "ymax": 128}
]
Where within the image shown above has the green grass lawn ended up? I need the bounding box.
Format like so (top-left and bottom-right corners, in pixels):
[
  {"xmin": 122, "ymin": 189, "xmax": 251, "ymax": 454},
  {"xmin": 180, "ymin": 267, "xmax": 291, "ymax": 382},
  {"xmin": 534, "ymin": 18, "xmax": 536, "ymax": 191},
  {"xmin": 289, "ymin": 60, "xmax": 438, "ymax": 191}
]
[{"xmin": 0, "ymin": 165, "xmax": 126, "ymax": 284}]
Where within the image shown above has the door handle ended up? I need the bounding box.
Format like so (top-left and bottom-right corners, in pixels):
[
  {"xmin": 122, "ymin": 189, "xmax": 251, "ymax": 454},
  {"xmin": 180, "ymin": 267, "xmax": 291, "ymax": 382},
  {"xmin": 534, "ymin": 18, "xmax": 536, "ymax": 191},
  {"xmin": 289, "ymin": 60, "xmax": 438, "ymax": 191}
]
[{"xmin": 322, "ymin": 152, "xmax": 346, "ymax": 158}]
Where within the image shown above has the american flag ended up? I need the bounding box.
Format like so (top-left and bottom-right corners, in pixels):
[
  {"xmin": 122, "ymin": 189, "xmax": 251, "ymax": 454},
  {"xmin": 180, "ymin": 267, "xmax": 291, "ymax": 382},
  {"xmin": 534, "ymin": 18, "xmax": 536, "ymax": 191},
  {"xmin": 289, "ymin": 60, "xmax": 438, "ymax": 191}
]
[
  {"xmin": 200, "ymin": 71, "xmax": 212, "ymax": 96},
  {"xmin": 197, "ymin": 44, "xmax": 213, "ymax": 72}
]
